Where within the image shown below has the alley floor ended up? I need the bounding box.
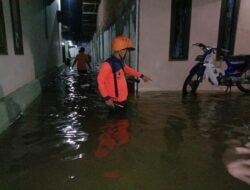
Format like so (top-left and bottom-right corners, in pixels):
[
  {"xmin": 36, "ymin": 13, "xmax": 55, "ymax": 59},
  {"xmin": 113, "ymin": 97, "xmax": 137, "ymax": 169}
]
[{"xmin": 0, "ymin": 69, "xmax": 250, "ymax": 190}]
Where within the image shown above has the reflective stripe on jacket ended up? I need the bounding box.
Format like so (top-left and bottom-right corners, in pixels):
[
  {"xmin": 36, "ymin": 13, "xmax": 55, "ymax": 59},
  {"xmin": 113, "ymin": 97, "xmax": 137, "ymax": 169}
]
[{"xmin": 97, "ymin": 56, "xmax": 142, "ymax": 102}]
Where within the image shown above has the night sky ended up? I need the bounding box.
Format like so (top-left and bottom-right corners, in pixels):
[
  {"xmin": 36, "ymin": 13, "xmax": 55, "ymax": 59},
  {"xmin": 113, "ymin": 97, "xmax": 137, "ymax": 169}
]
[{"xmin": 61, "ymin": 0, "xmax": 82, "ymax": 42}]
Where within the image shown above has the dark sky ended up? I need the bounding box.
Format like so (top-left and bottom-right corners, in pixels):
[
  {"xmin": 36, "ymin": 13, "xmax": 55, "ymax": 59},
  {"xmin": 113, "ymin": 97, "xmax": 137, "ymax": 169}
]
[{"xmin": 61, "ymin": 0, "xmax": 82, "ymax": 42}]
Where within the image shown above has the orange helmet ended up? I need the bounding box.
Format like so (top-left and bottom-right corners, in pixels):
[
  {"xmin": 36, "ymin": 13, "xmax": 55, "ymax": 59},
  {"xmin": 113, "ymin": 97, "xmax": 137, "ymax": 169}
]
[{"xmin": 112, "ymin": 36, "xmax": 135, "ymax": 51}]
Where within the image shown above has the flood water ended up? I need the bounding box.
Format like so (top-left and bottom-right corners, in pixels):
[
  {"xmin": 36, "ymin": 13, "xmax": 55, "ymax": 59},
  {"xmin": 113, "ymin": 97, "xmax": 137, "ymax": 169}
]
[{"xmin": 0, "ymin": 69, "xmax": 250, "ymax": 190}]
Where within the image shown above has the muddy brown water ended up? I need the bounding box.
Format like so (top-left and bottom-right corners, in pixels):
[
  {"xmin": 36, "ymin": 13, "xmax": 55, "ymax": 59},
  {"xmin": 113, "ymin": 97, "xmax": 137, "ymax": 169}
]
[{"xmin": 0, "ymin": 70, "xmax": 249, "ymax": 190}]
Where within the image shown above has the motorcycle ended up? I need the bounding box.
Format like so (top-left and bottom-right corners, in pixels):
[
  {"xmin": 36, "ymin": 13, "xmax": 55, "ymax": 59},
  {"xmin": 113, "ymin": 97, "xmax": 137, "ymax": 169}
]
[{"xmin": 182, "ymin": 43, "xmax": 250, "ymax": 95}]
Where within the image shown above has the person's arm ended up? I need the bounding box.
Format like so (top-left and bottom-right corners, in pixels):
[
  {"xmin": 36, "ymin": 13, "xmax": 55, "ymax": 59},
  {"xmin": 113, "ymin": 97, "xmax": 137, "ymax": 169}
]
[
  {"xmin": 124, "ymin": 64, "xmax": 152, "ymax": 82},
  {"xmin": 87, "ymin": 60, "xmax": 92, "ymax": 70},
  {"xmin": 88, "ymin": 63, "xmax": 92, "ymax": 69},
  {"xmin": 97, "ymin": 63, "xmax": 114, "ymax": 107},
  {"xmin": 72, "ymin": 60, "xmax": 76, "ymax": 68},
  {"xmin": 71, "ymin": 58, "xmax": 77, "ymax": 68},
  {"xmin": 71, "ymin": 55, "xmax": 78, "ymax": 68},
  {"xmin": 87, "ymin": 55, "xmax": 92, "ymax": 69}
]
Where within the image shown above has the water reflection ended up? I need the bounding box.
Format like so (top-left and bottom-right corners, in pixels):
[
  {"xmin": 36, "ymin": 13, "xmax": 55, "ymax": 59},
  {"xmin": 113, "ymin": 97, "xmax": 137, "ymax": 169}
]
[
  {"xmin": 183, "ymin": 94, "xmax": 250, "ymax": 185},
  {"xmin": 164, "ymin": 115, "xmax": 187, "ymax": 153},
  {"xmin": 2, "ymin": 68, "xmax": 250, "ymax": 189},
  {"xmin": 95, "ymin": 119, "xmax": 130, "ymax": 158},
  {"xmin": 223, "ymin": 127, "xmax": 250, "ymax": 184},
  {"xmin": 95, "ymin": 118, "xmax": 131, "ymax": 179}
]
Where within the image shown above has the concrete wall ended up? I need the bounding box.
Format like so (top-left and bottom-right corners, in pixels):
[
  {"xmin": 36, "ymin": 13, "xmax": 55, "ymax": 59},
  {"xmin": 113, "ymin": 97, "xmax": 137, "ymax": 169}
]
[
  {"xmin": 0, "ymin": 0, "xmax": 61, "ymax": 97},
  {"xmin": 93, "ymin": 0, "xmax": 250, "ymax": 92},
  {"xmin": 139, "ymin": 0, "xmax": 250, "ymax": 91},
  {"xmin": 234, "ymin": 0, "xmax": 250, "ymax": 54},
  {"xmin": 97, "ymin": 0, "xmax": 135, "ymax": 32},
  {"xmin": 0, "ymin": 0, "xmax": 62, "ymax": 133},
  {"xmin": 93, "ymin": 0, "xmax": 137, "ymax": 68}
]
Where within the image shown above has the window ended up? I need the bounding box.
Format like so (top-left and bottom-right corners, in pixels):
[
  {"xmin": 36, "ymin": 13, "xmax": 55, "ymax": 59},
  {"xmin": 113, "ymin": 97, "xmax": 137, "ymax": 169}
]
[
  {"xmin": 10, "ymin": 0, "xmax": 24, "ymax": 55},
  {"xmin": 169, "ymin": 0, "xmax": 192, "ymax": 60},
  {"xmin": 217, "ymin": 0, "xmax": 240, "ymax": 57},
  {"xmin": 0, "ymin": 0, "xmax": 7, "ymax": 54}
]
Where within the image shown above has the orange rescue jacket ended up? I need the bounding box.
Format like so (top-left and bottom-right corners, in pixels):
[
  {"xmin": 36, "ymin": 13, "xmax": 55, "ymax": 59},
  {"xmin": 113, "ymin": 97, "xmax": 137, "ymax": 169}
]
[
  {"xmin": 75, "ymin": 53, "xmax": 88, "ymax": 71},
  {"xmin": 97, "ymin": 56, "xmax": 142, "ymax": 102}
]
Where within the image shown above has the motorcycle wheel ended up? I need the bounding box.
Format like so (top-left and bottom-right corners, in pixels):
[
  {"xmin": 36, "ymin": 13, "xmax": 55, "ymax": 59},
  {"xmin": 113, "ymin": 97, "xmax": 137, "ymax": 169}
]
[
  {"xmin": 236, "ymin": 69, "xmax": 250, "ymax": 93},
  {"xmin": 182, "ymin": 71, "xmax": 203, "ymax": 95}
]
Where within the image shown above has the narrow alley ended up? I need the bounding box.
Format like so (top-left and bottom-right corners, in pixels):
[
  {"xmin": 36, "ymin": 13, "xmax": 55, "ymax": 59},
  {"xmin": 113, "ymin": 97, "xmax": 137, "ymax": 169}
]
[{"xmin": 1, "ymin": 0, "xmax": 250, "ymax": 189}]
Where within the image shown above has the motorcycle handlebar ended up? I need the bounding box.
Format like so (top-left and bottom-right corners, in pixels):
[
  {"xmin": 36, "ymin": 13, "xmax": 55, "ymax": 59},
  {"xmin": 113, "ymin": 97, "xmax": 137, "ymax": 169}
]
[
  {"xmin": 192, "ymin": 43, "xmax": 217, "ymax": 53},
  {"xmin": 192, "ymin": 43, "xmax": 206, "ymax": 49}
]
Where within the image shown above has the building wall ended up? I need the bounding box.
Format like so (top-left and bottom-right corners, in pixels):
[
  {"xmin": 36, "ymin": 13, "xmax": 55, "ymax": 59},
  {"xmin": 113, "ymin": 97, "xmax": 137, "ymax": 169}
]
[
  {"xmin": 0, "ymin": 0, "xmax": 62, "ymax": 98},
  {"xmin": 94, "ymin": 0, "xmax": 250, "ymax": 92},
  {"xmin": 0, "ymin": 0, "xmax": 62, "ymax": 133},
  {"xmin": 234, "ymin": 0, "xmax": 250, "ymax": 54},
  {"xmin": 139, "ymin": 0, "xmax": 250, "ymax": 91},
  {"xmin": 93, "ymin": 0, "xmax": 137, "ymax": 68}
]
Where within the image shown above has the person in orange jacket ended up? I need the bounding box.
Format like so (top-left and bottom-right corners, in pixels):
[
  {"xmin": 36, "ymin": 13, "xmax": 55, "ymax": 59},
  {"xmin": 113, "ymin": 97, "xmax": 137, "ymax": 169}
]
[
  {"xmin": 72, "ymin": 47, "xmax": 89, "ymax": 74},
  {"xmin": 97, "ymin": 36, "xmax": 151, "ymax": 111}
]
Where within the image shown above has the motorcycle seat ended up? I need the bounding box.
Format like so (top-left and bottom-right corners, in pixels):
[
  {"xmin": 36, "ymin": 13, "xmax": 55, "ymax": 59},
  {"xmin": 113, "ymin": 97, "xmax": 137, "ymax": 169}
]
[{"xmin": 226, "ymin": 55, "xmax": 250, "ymax": 61}]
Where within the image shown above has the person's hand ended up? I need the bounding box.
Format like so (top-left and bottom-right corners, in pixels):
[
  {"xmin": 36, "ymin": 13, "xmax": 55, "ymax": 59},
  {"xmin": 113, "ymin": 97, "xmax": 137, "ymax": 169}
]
[
  {"xmin": 105, "ymin": 99, "xmax": 114, "ymax": 108},
  {"xmin": 141, "ymin": 75, "xmax": 152, "ymax": 82}
]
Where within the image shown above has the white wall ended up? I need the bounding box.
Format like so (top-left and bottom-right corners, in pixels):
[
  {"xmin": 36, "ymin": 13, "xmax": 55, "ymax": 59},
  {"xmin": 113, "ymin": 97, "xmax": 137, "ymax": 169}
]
[
  {"xmin": 139, "ymin": 0, "xmax": 250, "ymax": 91},
  {"xmin": 94, "ymin": 0, "xmax": 137, "ymax": 67},
  {"xmin": 139, "ymin": 0, "xmax": 171, "ymax": 91},
  {"xmin": 0, "ymin": 0, "xmax": 35, "ymax": 97},
  {"xmin": 0, "ymin": 0, "xmax": 61, "ymax": 97},
  {"xmin": 234, "ymin": 0, "xmax": 250, "ymax": 54}
]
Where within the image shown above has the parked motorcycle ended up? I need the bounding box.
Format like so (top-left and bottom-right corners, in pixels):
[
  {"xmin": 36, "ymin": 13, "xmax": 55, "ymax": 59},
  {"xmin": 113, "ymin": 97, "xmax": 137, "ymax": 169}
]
[{"xmin": 182, "ymin": 43, "xmax": 250, "ymax": 95}]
